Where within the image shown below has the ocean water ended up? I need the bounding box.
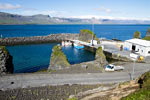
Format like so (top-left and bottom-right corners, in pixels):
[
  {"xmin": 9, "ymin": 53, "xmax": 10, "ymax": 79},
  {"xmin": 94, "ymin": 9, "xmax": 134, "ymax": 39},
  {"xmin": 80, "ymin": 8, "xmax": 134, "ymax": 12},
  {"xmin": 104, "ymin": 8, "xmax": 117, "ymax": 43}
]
[
  {"xmin": 6, "ymin": 44, "xmax": 95, "ymax": 73},
  {"xmin": 0, "ymin": 24, "xmax": 149, "ymax": 40},
  {"xmin": 0, "ymin": 24, "xmax": 150, "ymax": 73}
]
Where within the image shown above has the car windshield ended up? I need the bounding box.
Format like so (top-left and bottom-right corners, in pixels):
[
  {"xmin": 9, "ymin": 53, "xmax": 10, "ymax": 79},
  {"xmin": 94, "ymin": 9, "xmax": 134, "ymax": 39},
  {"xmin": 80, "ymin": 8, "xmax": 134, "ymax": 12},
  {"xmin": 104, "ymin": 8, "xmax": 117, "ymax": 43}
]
[
  {"xmin": 106, "ymin": 65, "xmax": 114, "ymax": 69},
  {"xmin": 106, "ymin": 65, "xmax": 112, "ymax": 69}
]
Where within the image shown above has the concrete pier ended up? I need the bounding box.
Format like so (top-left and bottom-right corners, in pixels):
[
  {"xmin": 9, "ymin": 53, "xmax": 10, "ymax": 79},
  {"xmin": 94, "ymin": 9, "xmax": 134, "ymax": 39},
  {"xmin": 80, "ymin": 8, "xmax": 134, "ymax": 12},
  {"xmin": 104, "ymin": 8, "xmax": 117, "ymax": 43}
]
[
  {"xmin": 69, "ymin": 39, "xmax": 133, "ymax": 62},
  {"xmin": 0, "ymin": 34, "xmax": 134, "ymax": 62}
]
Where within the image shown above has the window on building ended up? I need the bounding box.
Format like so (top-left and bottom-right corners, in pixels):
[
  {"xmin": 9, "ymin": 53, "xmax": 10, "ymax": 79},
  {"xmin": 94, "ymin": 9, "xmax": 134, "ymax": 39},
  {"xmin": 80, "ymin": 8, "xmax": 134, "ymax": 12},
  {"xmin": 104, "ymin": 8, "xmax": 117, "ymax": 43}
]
[
  {"xmin": 141, "ymin": 50, "xmax": 143, "ymax": 52},
  {"xmin": 148, "ymin": 51, "xmax": 150, "ymax": 54}
]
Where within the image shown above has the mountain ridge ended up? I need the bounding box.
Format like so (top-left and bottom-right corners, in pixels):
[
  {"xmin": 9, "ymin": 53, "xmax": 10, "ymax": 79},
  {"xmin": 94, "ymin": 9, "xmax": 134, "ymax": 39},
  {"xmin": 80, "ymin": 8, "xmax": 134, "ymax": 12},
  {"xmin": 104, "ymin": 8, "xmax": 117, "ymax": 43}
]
[{"xmin": 0, "ymin": 12, "xmax": 150, "ymax": 25}]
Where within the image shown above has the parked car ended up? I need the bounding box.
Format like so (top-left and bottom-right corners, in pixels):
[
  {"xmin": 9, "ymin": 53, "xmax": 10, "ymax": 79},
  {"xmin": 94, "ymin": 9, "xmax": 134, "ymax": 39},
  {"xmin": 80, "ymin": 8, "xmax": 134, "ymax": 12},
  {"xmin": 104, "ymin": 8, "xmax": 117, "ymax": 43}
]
[{"xmin": 105, "ymin": 64, "xmax": 124, "ymax": 71}]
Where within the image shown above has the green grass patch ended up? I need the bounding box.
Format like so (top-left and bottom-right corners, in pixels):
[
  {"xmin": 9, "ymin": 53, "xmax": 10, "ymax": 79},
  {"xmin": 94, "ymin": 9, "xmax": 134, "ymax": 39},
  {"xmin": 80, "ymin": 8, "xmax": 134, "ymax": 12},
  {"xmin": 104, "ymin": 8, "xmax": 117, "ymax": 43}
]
[
  {"xmin": 0, "ymin": 46, "xmax": 8, "ymax": 55},
  {"xmin": 52, "ymin": 45, "xmax": 70, "ymax": 66},
  {"xmin": 67, "ymin": 97, "xmax": 78, "ymax": 100},
  {"xmin": 49, "ymin": 45, "xmax": 70, "ymax": 71},
  {"xmin": 80, "ymin": 29, "xmax": 94, "ymax": 35},
  {"xmin": 143, "ymin": 36, "xmax": 150, "ymax": 41},
  {"xmin": 121, "ymin": 71, "xmax": 150, "ymax": 100},
  {"xmin": 79, "ymin": 29, "xmax": 99, "ymax": 42},
  {"xmin": 121, "ymin": 88, "xmax": 150, "ymax": 100}
]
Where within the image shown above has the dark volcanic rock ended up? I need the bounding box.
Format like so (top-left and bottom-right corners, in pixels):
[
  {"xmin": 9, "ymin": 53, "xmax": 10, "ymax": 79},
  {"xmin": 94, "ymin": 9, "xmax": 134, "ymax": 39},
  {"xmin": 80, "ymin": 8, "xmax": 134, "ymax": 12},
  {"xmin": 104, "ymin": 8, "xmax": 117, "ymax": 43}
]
[
  {"xmin": 0, "ymin": 46, "xmax": 13, "ymax": 75},
  {"xmin": 95, "ymin": 47, "xmax": 108, "ymax": 67},
  {"xmin": 79, "ymin": 29, "xmax": 94, "ymax": 42},
  {"xmin": 48, "ymin": 45, "xmax": 70, "ymax": 71},
  {"xmin": 79, "ymin": 29, "xmax": 99, "ymax": 43}
]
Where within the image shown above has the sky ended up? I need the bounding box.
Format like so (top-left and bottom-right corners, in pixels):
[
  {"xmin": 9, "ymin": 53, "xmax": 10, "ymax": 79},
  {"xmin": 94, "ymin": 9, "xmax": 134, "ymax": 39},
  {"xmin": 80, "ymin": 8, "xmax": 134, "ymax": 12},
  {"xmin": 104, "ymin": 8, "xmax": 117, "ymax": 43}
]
[{"xmin": 0, "ymin": 0, "xmax": 150, "ymax": 20}]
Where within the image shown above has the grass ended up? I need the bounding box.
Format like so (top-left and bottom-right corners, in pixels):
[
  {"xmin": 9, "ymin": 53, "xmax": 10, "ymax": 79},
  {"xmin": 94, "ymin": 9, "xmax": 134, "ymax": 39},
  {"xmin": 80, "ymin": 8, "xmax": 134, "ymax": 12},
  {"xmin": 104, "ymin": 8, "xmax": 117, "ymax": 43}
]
[
  {"xmin": 49, "ymin": 45, "xmax": 70, "ymax": 71},
  {"xmin": 143, "ymin": 36, "xmax": 150, "ymax": 41},
  {"xmin": 53, "ymin": 45, "xmax": 68, "ymax": 59},
  {"xmin": 0, "ymin": 46, "xmax": 8, "ymax": 55},
  {"xmin": 96, "ymin": 47, "xmax": 106, "ymax": 67},
  {"xmin": 67, "ymin": 97, "xmax": 78, "ymax": 100},
  {"xmin": 121, "ymin": 71, "xmax": 150, "ymax": 100},
  {"xmin": 80, "ymin": 29, "xmax": 94, "ymax": 35},
  {"xmin": 79, "ymin": 29, "xmax": 99, "ymax": 42},
  {"xmin": 121, "ymin": 88, "xmax": 150, "ymax": 100}
]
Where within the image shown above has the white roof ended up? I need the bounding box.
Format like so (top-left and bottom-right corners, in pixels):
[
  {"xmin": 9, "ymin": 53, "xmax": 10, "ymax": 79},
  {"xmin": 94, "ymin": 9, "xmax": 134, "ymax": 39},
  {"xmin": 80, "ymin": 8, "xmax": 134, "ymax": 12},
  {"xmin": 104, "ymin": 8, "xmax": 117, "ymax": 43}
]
[{"xmin": 125, "ymin": 39, "xmax": 150, "ymax": 47}]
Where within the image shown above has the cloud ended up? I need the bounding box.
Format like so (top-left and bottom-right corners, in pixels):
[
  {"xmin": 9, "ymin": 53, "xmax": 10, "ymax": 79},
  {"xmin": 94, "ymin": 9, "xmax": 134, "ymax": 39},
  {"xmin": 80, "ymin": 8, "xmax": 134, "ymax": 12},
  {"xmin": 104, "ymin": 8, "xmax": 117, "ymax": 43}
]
[
  {"xmin": 0, "ymin": 3, "xmax": 21, "ymax": 10},
  {"xmin": 70, "ymin": 15, "xmax": 150, "ymax": 20},
  {"xmin": 71, "ymin": 15, "xmax": 114, "ymax": 19},
  {"xmin": 94, "ymin": 7, "xmax": 112, "ymax": 13}
]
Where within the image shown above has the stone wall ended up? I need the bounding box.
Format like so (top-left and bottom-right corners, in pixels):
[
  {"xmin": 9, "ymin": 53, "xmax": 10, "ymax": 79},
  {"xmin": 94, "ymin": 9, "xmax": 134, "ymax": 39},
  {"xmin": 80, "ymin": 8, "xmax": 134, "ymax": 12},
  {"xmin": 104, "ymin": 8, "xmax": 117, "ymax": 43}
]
[
  {"xmin": 0, "ymin": 33, "xmax": 79, "ymax": 46},
  {"xmin": 0, "ymin": 46, "xmax": 13, "ymax": 75},
  {"xmin": 104, "ymin": 51, "xmax": 132, "ymax": 62}
]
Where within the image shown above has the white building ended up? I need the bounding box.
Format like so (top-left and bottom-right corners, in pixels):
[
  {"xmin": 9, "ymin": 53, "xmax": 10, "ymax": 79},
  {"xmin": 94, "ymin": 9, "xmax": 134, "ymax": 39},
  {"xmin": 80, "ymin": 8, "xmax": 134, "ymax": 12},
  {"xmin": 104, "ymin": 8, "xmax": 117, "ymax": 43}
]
[
  {"xmin": 90, "ymin": 40, "xmax": 97, "ymax": 45},
  {"xmin": 124, "ymin": 39, "xmax": 150, "ymax": 56}
]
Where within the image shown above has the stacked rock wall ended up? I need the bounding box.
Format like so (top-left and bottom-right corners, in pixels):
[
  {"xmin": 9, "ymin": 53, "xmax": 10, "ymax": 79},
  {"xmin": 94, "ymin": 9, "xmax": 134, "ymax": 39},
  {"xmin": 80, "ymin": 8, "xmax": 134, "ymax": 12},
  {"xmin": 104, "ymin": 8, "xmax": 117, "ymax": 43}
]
[
  {"xmin": 0, "ymin": 46, "xmax": 13, "ymax": 75},
  {"xmin": 0, "ymin": 33, "xmax": 79, "ymax": 46}
]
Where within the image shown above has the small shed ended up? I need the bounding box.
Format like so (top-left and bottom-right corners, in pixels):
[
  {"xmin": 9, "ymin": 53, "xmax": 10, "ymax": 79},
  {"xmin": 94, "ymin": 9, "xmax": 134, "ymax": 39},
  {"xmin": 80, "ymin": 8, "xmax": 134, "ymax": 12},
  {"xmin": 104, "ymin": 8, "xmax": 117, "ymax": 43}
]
[
  {"xmin": 90, "ymin": 40, "xmax": 98, "ymax": 45},
  {"xmin": 124, "ymin": 39, "xmax": 150, "ymax": 56}
]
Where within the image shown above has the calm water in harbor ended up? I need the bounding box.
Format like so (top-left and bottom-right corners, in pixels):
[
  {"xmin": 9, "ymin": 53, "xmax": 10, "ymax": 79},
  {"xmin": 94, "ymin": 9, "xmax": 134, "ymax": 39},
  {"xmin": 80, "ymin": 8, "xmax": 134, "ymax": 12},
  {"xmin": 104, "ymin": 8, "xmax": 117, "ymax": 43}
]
[{"xmin": 0, "ymin": 24, "xmax": 150, "ymax": 73}]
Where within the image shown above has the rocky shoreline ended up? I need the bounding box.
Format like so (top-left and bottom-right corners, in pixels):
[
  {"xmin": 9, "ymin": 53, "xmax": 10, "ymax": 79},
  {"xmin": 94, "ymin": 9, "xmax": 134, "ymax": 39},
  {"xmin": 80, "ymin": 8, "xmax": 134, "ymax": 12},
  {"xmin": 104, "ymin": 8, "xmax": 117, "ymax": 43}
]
[
  {"xmin": 0, "ymin": 33, "xmax": 79, "ymax": 46},
  {"xmin": 0, "ymin": 46, "xmax": 13, "ymax": 75}
]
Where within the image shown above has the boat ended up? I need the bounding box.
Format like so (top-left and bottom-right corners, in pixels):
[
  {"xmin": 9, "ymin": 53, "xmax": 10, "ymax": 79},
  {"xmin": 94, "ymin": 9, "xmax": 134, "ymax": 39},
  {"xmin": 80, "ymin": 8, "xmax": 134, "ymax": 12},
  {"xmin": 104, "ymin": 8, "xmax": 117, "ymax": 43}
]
[
  {"xmin": 61, "ymin": 40, "xmax": 72, "ymax": 46},
  {"xmin": 73, "ymin": 42, "xmax": 84, "ymax": 49}
]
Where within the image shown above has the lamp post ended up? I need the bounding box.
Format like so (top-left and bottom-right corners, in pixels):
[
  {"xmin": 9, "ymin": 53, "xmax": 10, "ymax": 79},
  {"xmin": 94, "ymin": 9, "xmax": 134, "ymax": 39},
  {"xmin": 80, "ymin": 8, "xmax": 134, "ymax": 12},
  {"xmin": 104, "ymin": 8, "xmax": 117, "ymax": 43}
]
[
  {"xmin": 92, "ymin": 17, "xmax": 95, "ymax": 46},
  {"xmin": 132, "ymin": 59, "xmax": 136, "ymax": 80},
  {"xmin": 130, "ymin": 57, "xmax": 136, "ymax": 80}
]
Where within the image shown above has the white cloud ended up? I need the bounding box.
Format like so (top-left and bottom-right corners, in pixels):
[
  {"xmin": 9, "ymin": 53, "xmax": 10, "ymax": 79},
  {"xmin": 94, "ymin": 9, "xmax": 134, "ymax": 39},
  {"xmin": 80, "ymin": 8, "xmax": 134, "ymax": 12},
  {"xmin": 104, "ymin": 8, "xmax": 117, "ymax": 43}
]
[
  {"xmin": 0, "ymin": 3, "xmax": 21, "ymax": 10},
  {"xmin": 71, "ymin": 15, "xmax": 114, "ymax": 19},
  {"xmin": 70, "ymin": 15, "xmax": 150, "ymax": 20},
  {"xmin": 94, "ymin": 7, "xmax": 112, "ymax": 13}
]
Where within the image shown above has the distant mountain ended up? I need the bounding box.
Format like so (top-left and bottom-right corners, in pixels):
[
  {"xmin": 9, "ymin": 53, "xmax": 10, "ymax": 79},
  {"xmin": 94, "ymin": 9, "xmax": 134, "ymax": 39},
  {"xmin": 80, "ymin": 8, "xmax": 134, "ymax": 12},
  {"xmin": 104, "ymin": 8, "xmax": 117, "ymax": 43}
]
[{"xmin": 0, "ymin": 12, "xmax": 150, "ymax": 25}]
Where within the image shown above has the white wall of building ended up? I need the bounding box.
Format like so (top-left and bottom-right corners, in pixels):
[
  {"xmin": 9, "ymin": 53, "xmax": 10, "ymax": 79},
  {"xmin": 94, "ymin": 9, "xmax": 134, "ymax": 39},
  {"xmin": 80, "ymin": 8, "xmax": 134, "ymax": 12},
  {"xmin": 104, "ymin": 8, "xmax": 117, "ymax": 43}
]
[
  {"xmin": 145, "ymin": 47, "xmax": 150, "ymax": 56},
  {"xmin": 124, "ymin": 42, "xmax": 132, "ymax": 50},
  {"xmin": 90, "ymin": 40, "xmax": 97, "ymax": 45},
  {"xmin": 124, "ymin": 41, "xmax": 150, "ymax": 56}
]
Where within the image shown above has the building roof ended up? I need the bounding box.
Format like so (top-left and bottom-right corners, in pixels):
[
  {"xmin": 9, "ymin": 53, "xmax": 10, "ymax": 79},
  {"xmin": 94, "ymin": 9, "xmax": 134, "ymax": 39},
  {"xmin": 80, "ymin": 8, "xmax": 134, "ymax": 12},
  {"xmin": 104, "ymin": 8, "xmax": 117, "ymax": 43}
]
[{"xmin": 125, "ymin": 39, "xmax": 150, "ymax": 47}]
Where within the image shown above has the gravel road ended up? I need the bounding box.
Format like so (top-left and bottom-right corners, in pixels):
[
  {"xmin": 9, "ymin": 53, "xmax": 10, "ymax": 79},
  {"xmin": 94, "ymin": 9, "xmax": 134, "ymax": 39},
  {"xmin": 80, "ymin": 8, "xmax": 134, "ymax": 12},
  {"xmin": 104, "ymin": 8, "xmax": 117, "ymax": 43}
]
[{"xmin": 0, "ymin": 63, "xmax": 150, "ymax": 91}]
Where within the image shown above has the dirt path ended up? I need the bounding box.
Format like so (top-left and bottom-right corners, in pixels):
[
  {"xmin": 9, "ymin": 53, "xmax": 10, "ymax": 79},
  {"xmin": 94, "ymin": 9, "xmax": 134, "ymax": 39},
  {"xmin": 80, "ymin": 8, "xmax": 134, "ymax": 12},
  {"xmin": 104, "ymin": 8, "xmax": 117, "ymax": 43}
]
[{"xmin": 80, "ymin": 81, "xmax": 138, "ymax": 100}]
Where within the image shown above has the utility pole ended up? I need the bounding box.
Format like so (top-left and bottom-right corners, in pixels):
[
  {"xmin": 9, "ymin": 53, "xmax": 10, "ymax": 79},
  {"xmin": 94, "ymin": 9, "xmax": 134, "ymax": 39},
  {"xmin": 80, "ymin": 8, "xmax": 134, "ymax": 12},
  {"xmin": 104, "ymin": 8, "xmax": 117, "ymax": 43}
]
[
  {"xmin": 132, "ymin": 59, "xmax": 136, "ymax": 80},
  {"xmin": 92, "ymin": 17, "xmax": 95, "ymax": 46},
  {"xmin": 130, "ymin": 57, "xmax": 136, "ymax": 80}
]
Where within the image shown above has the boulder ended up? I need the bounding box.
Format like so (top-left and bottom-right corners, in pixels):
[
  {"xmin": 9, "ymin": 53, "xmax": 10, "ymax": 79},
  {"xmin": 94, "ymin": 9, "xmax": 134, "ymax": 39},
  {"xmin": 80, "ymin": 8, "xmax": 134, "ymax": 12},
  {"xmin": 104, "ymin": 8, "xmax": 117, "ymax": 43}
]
[
  {"xmin": 0, "ymin": 46, "xmax": 13, "ymax": 75},
  {"xmin": 48, "ymin": 45, "xmax": 70, "ymax": 71},
  {"xmin": 79, "ymin": 29, "xmax": 99, "ymax": 43},
  {"xmin": 95, "ymin": 47, "xmax": 108, "ymax": 67}
]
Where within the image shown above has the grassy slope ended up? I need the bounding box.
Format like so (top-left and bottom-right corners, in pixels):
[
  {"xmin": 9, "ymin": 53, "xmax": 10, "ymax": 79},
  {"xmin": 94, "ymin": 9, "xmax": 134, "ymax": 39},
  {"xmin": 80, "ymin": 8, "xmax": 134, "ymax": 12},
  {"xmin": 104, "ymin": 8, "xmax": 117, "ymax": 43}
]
[
  {"xmin": 122, "ymin": 88, "xmax": 150, "ymax": 100},
  {"xmin": 143, "ymin": 36, "xmax": 150, "ymax": 41},
  {"xmin": 121, "ymin": 71, "xmax": 150, "ymax": 100}
]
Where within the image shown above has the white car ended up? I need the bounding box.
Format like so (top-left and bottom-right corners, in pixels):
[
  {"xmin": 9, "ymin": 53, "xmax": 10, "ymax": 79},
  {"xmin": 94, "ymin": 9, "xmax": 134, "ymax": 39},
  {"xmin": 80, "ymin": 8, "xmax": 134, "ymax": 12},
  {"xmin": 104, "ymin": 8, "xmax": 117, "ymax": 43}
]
[{"xmin": 105, "ymin": 64, "xmax": 124, "ymax": 71}]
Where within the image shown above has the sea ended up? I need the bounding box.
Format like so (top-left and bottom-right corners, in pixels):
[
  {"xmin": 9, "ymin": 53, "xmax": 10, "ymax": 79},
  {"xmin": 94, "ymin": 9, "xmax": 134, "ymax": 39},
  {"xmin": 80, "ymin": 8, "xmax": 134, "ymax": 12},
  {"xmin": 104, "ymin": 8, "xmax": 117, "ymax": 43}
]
[{"xmin": 0, "ymin": 24, "xmax": 149, "ymax": 73}]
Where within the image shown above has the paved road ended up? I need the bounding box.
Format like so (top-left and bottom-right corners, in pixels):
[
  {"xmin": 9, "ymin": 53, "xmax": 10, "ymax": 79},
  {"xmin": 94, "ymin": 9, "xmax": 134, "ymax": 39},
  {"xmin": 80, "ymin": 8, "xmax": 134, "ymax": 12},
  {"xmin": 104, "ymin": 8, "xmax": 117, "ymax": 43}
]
[{"xmin": 0, "ymin": 63, "xmax": 150, "ymax": 91}]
